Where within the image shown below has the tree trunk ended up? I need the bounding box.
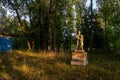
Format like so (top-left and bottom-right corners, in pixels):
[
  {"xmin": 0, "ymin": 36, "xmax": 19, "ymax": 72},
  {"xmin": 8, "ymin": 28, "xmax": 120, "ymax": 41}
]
[
  {"xmin": 53, "ymin": 0, "xmax": 57, "ymax": 51},
  {"xmin": 49, "ymin": 0, "xmax": 52, "ymax": 51},
  {"xmin": 53, "ymin": 24, "xmax": 56, "ymax": 51},
  {"xmin": 69, "ymin": 34, "xmax": 72, "ymax": 52},
  {"xmin": 104, "ymin": 14, "xmax": 108, "ymax": 51},
  {"xmin": 15, "ymin": 9, "xmax": 32, "ymax": 50},
  {"xmin": 90, "ymin": 0, "xmax": 93, "ymax": 53}
]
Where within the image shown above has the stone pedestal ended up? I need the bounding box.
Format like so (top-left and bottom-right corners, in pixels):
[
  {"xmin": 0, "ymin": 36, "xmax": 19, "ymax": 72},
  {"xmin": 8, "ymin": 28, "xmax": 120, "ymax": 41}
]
[{"xmin": 71, "ymin": 50, "xmax": 88, "ymax": 66}]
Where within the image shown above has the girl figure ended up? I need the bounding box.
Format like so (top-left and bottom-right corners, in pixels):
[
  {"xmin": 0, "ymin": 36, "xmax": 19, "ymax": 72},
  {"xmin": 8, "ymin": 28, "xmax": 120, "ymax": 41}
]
[{"xmin": 76, "ymin": 30, "xmax": 84, "ymax": 51}]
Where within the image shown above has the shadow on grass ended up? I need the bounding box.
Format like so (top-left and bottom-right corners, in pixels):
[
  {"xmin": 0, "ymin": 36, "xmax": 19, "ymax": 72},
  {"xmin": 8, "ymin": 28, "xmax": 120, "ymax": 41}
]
[
  {"xmin": 0, "ymin": 50, "xmax": 120, "ymax": 80},
  {"xmin": 0, "ymin": 50, "xmax": 71, "ymax": 80},
  {"xmin": 88, "ymin": 51, "xmax": 120, "ymax": 63},
  {"xmin": 0, "ymin": 52, "xmax": 29, "ymax": 80}
]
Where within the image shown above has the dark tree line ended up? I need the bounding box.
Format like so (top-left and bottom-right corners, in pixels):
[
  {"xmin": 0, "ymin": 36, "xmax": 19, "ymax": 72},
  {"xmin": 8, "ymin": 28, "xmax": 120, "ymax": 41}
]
[{"xmin": 0, "ymin": 0, "xmax": 120, "ymax": 52}]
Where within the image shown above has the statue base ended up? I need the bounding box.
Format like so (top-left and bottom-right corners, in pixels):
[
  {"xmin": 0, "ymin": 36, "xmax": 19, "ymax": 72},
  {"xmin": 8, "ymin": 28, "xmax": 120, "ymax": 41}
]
[{"xmin": 71, "ymin": 50, "xmax": 88, "ymax": 66}]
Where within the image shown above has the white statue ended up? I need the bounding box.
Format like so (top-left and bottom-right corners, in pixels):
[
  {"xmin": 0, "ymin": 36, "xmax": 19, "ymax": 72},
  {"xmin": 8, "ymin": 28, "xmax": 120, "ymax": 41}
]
[{"xmin": 76, "ymin": 30, "xmax": 84, "ymax": 51}]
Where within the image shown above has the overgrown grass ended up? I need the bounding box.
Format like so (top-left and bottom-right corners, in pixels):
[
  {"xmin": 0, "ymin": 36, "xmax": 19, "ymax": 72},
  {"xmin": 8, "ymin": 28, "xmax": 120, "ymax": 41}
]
[{"xmin": 0, "ymin": 50, "xmax": 120, "ymax": 80}]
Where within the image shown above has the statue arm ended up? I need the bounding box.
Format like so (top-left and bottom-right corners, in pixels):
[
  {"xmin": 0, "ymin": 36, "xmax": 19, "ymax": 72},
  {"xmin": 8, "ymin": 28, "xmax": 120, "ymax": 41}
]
[{"xmin": 76, "ymin": 35, "xmax": 81, "ymax": 40}]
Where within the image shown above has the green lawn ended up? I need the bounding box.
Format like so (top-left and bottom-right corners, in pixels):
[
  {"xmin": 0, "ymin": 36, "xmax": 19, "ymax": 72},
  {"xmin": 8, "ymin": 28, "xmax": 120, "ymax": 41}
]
[{"xmin": 0, "ymin": 50, "xmax": 120, "ymax": 80}]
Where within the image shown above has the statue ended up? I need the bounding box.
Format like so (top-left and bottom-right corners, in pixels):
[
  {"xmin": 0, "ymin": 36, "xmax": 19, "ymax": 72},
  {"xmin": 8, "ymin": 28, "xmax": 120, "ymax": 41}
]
[
  {"xmin": 76, "ymin": 30, "xmax": 84, "ymax": 51},
  {"xmin": 71, "ymin": 30, "xmax": 88, "ymax": 66}
]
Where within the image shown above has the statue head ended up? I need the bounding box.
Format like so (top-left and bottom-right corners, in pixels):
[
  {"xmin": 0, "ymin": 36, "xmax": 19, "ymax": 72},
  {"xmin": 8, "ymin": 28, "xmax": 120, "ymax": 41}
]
[
  {"xmin": 78, "ymin": 31, "xmax": 81, "ymax": 35},
  {"xmin": 77, "ymin": 30, "xmax": 81, "ymax": 35}
]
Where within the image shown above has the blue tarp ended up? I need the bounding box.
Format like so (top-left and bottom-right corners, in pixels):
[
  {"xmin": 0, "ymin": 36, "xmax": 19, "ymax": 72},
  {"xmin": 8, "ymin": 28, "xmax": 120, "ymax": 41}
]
[{"xmin": 0, "ymin": 37, "xmax": 12, "ymax": 52}]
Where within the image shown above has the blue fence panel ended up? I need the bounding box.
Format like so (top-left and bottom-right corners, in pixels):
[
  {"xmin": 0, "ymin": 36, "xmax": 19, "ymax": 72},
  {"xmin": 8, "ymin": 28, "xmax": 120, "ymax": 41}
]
[{"xmin": 0, "ymin": 37, "xmax": 12, "ymax": 52}]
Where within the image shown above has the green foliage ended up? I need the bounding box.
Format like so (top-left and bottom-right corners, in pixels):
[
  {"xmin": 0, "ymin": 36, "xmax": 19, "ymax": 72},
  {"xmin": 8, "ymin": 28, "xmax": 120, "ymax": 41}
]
[
  {"xmin": 0, "ymin": 6, "xmax": 7, "ymax": 29},
  {"xmin": 114, "ymin": 38, "xmax": 120, "ymax": 51},
  {"xmin": 0, "ymin": 0, "xmax": 120, "ymax": 51},
  {"xmin": 96, "ymin": 0, "xmax": 120, "ymax": 51},
  {"xmin": 0, "ymin": 6, "xmax": 6, "ymax": 19}
]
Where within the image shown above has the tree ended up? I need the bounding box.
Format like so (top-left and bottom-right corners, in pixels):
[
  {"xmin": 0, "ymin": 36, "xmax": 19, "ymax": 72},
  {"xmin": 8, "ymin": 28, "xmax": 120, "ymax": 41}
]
[
  {"xmin": 1, "ymin": 0, "xmax": 51, "ymax": 50},
  {"xmin": 96, "ymin": 0, "xmax": 120, "ymax": 51},
  {"xmin": 0, "ymin": 6, "xmax": 7, "ymax": 28}
]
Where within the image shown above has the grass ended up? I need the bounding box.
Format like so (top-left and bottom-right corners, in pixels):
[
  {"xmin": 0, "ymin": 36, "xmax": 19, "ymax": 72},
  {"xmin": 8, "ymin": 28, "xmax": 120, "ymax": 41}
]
[{"xmin": 0, "ymin": 50, "xmax": 120, "ymax": 80}]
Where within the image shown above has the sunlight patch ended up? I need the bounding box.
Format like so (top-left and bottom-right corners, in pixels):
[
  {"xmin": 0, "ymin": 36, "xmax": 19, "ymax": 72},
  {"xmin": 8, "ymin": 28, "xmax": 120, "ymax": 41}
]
[{"xmin": 0, "ymin": 72, "xmax": 11, "ymax": 79}]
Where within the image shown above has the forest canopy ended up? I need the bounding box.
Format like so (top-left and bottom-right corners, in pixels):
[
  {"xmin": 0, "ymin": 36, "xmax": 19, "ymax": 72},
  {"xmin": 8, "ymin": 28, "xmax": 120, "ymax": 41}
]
[{"xmin": 0, "ymin": 0, "xmax": 120, "ymax": 52}]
